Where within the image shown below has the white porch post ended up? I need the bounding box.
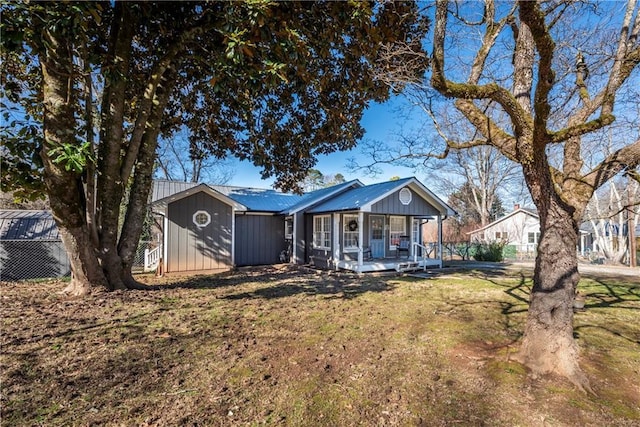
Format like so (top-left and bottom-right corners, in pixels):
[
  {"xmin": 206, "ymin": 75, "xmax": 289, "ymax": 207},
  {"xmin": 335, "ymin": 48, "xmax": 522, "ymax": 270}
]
[
  {"xmin": 437, "ymin": 214, "xmax": 443, "ymax": 268},
  {"xmin": 357, "ymin": 211, "xmax": 364, "ymax": 272},
  {"xmin": 333, "ymin": 214, "xmax": 340, "ymax": 270},
  {"xmin": 163, "ymin": 213, "xmax": 168, "ymax": 274},
  {"xmin": 231, "ymin": 208, "xmax": 236, "ymax": 266}
]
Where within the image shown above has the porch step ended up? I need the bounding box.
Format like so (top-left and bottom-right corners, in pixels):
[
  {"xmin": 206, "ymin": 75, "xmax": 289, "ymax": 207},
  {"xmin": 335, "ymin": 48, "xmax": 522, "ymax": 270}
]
[{"xmin": 396, "ymin": 261, "xmax": 420, "ymax": 273}]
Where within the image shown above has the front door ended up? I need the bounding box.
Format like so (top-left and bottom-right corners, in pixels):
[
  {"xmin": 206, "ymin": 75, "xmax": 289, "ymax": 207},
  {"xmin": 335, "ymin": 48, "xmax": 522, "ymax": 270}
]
[{"xmin": 370, "ymin": 215, "xmax": 385, "ymax": 258}]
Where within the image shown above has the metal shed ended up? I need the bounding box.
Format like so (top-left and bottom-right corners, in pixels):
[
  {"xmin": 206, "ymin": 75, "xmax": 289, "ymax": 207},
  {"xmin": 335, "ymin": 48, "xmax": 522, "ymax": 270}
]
[{"xmin": 0, "ymin": 210, "xmax": 70, "ymax": 280}]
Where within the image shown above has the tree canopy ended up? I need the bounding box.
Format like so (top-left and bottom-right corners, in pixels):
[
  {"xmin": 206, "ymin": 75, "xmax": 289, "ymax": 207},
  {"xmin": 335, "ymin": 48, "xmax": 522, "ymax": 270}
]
[{"xmin": 1, "ymin": 1, "xmax": 428, "ymax": 294}]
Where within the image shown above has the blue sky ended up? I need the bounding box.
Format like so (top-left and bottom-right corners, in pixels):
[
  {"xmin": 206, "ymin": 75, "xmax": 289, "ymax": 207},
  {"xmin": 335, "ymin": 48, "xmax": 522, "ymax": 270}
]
[{"xmin": 227, "ymin": 96, "xmax": 424, "ymax": 189}]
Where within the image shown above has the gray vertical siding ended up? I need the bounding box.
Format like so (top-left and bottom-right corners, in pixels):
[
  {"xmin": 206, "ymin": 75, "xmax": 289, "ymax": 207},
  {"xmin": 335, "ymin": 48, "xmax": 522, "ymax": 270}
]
[
  {"xmin": 167, "ymin": 192, "xmax": 232, "ymax": 273},
  {"xmin": 235, "ymin": 214, "xmax": 287, "ymax": 266},
  {"xmin": 371, "ymin": 188, "xmax": 439, "ymax": 215}
]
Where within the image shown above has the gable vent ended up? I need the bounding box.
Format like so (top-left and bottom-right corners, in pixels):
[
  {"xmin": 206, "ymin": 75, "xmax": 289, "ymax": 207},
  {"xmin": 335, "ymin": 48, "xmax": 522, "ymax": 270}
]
[{"xmin": 399, "ymin": 188, "xmax": 412, "ymax": 205}]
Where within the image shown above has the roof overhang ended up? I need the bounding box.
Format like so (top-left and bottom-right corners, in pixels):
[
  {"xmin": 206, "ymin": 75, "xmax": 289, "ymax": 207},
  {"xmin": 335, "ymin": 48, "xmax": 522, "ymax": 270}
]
[
  {"xmin": 360, "ymin": 178, "xmax": 457, "ymax": 217},
  {"xmin": 467, "ymin": 208, "xmax": 539, "ymax": 235},
  {"xmin": 151, "ymin": 183, "xmax": 247, "ymax": 214},
  {"xmin": 280, "ymin": 179, "xmax": 364, "ymax": 215}
]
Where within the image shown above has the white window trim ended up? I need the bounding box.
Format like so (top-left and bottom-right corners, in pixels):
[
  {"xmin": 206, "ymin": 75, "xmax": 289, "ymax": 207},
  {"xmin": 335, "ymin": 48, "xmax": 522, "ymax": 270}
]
[
  {"xmin": 343, "ymin": 214, "xmax": 359, "ymax": 252},
  {"xmin": 193, "ymin": 210, "xmax": 211, "ymax": 228},
  {"xmin": 313, "ymin": 215, "xmax": 331, "ymax": 250},
  {"xmin": 389, "ymin": 215, "xmax": 406, "ymax": 250}
]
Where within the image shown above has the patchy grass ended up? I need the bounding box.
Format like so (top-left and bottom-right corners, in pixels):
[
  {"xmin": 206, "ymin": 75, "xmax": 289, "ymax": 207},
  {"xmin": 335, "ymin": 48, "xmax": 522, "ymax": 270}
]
[{"xmin": 1, "ymin": 264, "xmax": 638, "ymax": 426}]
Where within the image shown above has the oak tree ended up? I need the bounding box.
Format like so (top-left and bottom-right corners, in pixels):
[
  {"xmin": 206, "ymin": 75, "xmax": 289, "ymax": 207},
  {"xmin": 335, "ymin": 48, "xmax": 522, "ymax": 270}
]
[{"xmin": 374, "ymin": 0, "xmax": 640, "ymax": 390}]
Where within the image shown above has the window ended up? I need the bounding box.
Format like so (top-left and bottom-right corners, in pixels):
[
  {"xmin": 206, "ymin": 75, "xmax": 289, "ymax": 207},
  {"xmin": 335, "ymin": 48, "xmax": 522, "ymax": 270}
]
[
  {"xmin": 343, "ymin": 214, "xmax": 359, "ymax": 251},
  {"xmin": 495, "ymin": 231, "xmax": 508, "ymax": 240},
  {"xmin": 389, "ymin": 216, "xmax": 406, "ymax": 249},
  {"xmin": 284, "ymin": 217, "xmax": 293, "ymax": 238},
  {"xmin": 412, "ymin": 219, "xmax": 420, "ymax": 246},
  {"xmin": 313, "ymin": 215, "xmax": 331, "ymax": 249},
  {"xmin": 528, "ymin": 232, "xmax": 540, "ymax": 244},
  {"xmin": 192, "ymin": 210, "xmax": 211, "ymax": 228}
]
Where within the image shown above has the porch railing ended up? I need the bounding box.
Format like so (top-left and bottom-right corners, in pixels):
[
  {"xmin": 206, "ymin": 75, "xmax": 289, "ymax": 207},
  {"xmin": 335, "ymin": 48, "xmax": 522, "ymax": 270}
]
[
  {"xmin": 412, "ymin": 242, "xmax": 432, "ymax": 270},
  {"xmin": 144, "ymin": 245, "xmax": 162, "ymax": 272}
]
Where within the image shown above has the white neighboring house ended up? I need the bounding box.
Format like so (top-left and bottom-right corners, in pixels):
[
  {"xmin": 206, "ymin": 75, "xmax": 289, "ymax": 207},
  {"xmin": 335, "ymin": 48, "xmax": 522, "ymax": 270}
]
[
  {"xmin": 468, "ymin": 205, "xmax": 592, "ymax": 258},
  {"xmin": 468, "ymin": 205, "xmax": 541, "ymax": 257}
]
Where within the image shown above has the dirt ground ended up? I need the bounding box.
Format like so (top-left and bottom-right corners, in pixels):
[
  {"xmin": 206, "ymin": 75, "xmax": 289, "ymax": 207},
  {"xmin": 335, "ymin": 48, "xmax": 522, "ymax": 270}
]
[{"xmin": 1, "ymin": 263, "xmax": 639, "ymax": 426}]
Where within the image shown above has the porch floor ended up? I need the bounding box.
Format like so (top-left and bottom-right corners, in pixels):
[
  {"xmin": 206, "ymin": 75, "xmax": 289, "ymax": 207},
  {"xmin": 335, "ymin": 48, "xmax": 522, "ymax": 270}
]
[{"xmin": 336, "ymin": 257, "xmax": 441, "ymax": 273}]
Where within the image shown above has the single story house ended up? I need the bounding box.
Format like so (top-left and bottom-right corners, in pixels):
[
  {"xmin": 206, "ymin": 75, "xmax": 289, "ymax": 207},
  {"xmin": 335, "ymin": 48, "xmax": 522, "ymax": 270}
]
[
  {"xmin": 150, "ymin": 177, "xmax": 456, "ymax": 274},
  {"xmin": 0, "ymin": 210, "xmax": 70, "ymax": 280},
  {"xmin": 467, "ymin": 205, "xmax": 591, "ymax": 258}
]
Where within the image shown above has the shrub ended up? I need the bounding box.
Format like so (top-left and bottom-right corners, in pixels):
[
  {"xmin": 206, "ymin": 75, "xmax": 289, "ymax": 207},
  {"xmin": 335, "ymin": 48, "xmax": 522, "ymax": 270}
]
[{"xmin": 472, "ymin": 241, "xmax": 506, "ymax": 262}]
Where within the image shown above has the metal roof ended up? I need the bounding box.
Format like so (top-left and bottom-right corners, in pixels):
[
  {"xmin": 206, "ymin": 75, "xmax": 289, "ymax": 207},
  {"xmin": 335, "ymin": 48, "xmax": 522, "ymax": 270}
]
[
  {"xmin": 308, "ymin": 178, "xmax": 414, "ymax": 213},
  {"xmin": 0, "ymin": 210, "xmax": 60, "ymax": 240},
  {"xmin": 151, "ymin": 180, "xmax": 199, "ymax": 202},
  {"xmin": 218, "ymin": 187, "xmax": 303, "ymax": 212},
  {"xmin": 151, "ymin": 177, "xmax": 455, "ymax": 216},
  {"xmin": 307, "ymin": 177, "xmax": 456, "ymax": 215},
  {"xmin": 152, "ymin": 180, "xmax": 303, "ymax": 212},
  {"xmin": 279, "ymin": 180, "xmax": 363, "ymax": 215}
]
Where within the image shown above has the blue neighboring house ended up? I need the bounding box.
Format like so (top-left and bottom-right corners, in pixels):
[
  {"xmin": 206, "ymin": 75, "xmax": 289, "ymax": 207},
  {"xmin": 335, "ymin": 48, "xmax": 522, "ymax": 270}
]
[{"xmin": 150, "ymin": 177, "xmax": 456, "ymax": 274}]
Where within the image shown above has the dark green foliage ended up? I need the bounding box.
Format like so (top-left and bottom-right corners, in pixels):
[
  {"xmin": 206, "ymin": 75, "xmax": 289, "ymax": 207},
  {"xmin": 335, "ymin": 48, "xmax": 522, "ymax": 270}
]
[{"xmin": 472, "ymin": 241, "xmax": 506, "ymax": 262}]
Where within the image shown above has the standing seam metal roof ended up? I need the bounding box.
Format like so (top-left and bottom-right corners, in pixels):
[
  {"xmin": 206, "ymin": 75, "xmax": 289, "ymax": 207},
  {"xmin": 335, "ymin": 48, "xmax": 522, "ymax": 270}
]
[
  {"xmin": 279, "ymin": 180, "xmax": 362, "ymax": 215},
  {"xmin": 307, "ymin": 177, "xmax": 416, "ymax": 213},
  {"xmin": 152, "ymin": 180, "xmax": 304, "ymax": 212},
  {"xmin": 0, "ymin": 210, "xmax": 61, "ymax": 240}
]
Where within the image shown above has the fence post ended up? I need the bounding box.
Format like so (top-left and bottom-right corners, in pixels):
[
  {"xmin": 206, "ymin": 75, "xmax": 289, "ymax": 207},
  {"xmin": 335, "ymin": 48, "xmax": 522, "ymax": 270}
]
[{"xmin": 144, "ymin": 248, "xmax": 150, "ymax": 271}]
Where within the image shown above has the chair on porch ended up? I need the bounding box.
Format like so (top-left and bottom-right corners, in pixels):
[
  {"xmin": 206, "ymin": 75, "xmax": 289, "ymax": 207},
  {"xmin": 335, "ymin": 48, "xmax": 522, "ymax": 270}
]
[{"xmin": 396, "ymin": 235, "xmax": 410, "ymax": 258}]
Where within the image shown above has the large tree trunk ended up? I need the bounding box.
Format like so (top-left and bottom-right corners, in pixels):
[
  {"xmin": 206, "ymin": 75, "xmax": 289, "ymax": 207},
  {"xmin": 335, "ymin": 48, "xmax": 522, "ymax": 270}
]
[
  {"xmin": 38, "ymin": 18, "xmax": 109, "ymax": 296},
  {"xmin": 517, "ymin": 198, "xmax": 592, "ymax": 392}
]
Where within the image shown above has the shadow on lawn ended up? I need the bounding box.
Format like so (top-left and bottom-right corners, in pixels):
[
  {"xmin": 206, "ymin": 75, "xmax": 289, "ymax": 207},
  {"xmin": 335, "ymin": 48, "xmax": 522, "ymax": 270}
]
[
  {"xmin": 574, "ymin": 278, "xmax": 640, "ymax": 345},
  {"xmin": 153, "ymin": 265, "xmax": 319, "ymax": 291},
  {"xmin": 221, "ymin": 277, "xmax": 395, "ymax": 300}
]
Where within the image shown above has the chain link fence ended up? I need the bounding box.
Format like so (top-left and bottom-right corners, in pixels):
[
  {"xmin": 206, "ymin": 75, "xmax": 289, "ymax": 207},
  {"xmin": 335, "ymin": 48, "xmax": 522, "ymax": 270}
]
[
  {"xmin": 0, "ymin": 240, "xmax": 155, "ymax": 281},
  {"xmin": 0, "ymin": 240, "xmax": 70, "ymax": 281}
]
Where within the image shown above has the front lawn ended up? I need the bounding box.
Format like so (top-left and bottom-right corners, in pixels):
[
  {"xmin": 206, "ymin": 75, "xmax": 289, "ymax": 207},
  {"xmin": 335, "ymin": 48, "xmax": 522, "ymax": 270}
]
[{"xmin": 1, "ymin": 264, "xmax": 638, "ymax": 426}]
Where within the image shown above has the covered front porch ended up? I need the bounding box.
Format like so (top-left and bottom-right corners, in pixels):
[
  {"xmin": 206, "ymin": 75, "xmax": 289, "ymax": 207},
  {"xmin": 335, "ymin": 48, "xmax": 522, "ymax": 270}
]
[
  {"xmin": 304, "ymin": 177, "xmax": 456, "ymax": 273},
  {"xmin": 335, "ymin": 242, "xmax": 442, "ymax": 273}
]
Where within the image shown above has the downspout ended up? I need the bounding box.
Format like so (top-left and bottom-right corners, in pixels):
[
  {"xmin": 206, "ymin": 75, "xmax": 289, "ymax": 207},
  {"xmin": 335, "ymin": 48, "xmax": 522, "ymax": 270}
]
[{"xmin": 357, "ymin": 211, "xmax": 364, "ymax": 272}]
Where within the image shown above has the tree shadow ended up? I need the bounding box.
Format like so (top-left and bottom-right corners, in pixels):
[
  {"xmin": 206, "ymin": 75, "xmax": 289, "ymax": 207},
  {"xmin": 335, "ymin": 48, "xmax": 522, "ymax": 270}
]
[
  {"xmin": 144, "ymin": 265, "xmax": 395, "ymax": 301},
  {"xmin": 149, "ymin": 265, "xmax": 304, "ymax": 291},
  {"xmin": 220, "ymin": 275, "xmax": 395, "ymax": 301},
  {"xmin": 573, "ymin": 278, "xmax": 640, "ymax": 345},
  {"xmin": 582, "ymin": 278, "xmax": 639, "ymax": 310}
]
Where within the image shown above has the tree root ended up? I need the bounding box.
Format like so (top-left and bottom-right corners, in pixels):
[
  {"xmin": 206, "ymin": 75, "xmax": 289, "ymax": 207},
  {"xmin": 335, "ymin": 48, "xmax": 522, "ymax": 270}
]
[
  {"xmin": 515, "ymin": 348, "xmax": 596, "ymax": 395},
  {"xmin": 59, "ymin": 280, "xmax": 91, "ymax": 297}
]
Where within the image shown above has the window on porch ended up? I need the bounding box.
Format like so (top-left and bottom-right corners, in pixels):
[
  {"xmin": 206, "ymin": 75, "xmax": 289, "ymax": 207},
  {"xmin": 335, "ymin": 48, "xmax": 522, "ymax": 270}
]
[
  {"xmin": 343, "ymin": 214, "xmax": 358, "ymax": 251},
  {"xmin": 313, "ymin": 215, "xmax": 331, "ymax": 249},
  {"xmin": 389, "ymin": 216, "xmax": 406, "ymax": 249}
]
